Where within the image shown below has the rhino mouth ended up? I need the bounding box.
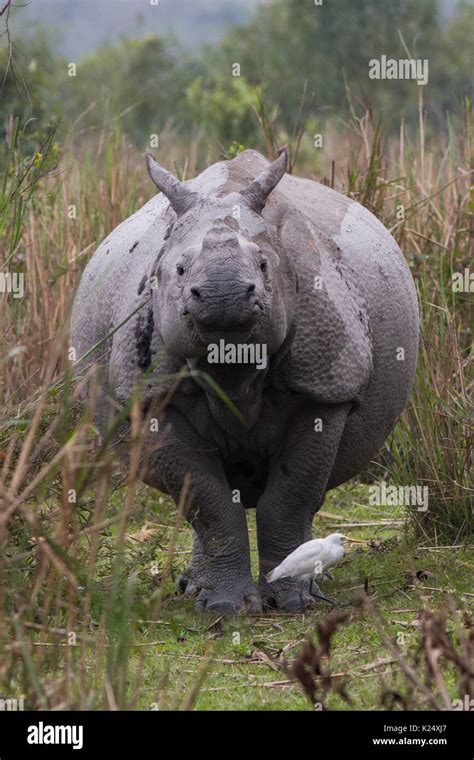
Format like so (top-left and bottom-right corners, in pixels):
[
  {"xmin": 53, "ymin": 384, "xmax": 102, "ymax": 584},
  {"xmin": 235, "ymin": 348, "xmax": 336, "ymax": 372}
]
[
  {"xmin": 194, "ymin": 322, "xmax": 258, "ymax": 345},
  {"xmin": 183, "ymin": 303, "xmax": 262, "ymax": 345}
]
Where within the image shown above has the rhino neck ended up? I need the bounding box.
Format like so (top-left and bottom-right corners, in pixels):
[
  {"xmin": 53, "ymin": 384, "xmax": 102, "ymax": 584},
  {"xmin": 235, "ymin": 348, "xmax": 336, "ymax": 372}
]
[
  {"xmin": 184, "ymin": 297, "xmax": 297, "ymax": 404},
  {"xmin": 186, "ymin": 353, "xmax": 270, "ymax": 404},
  {"xmin": 189, "ymin": 357, "xmax": 270, "ymax": 432}
]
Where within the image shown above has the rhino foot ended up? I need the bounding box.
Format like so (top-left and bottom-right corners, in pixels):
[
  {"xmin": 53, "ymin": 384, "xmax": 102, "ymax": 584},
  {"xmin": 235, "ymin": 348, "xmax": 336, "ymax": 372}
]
[
  {"xmin": 259, "ymin": 576, "xmax": 333, "ymax": 612},
  {"xmin": 176, "ymin": 532, "xmax": 209, "ymax": 597},
  {"xmin": 176, "ymin": 571, "xmax": 202, "ymax": 597},
  {"xmin": 195, "ymin": 583, "xmax": 262, "ymax": 615},
  {"xmin": 178, "ymin": 571, "xmax": 262, "ymax": 613}
]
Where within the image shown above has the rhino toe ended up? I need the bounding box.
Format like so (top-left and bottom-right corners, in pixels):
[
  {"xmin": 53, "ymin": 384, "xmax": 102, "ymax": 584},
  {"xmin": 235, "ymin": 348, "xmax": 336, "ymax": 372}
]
[
  {"xmin": 259, "ymin": 576, "xmax": 328, "ymax": 612},
  {"xmin": 177, "ymin": 571, "xmax": 201, "ymax": 597},
  {"xmin": 195, "ymin": 588, "xmax": 262, "ymax": 615}
]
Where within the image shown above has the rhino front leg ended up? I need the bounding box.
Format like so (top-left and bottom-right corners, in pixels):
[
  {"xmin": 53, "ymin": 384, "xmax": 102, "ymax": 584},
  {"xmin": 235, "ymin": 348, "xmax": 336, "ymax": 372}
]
[
  {"xmin": 144, "ymin": 410, "xmax": 260, "ymax": 614},
  {"xmin": 257, "ymin": 402, "xmax": 351, "ymax": 611},
  {"xmin": 177, "ymin": 531, "xmax": 206, "ymax": 596}
]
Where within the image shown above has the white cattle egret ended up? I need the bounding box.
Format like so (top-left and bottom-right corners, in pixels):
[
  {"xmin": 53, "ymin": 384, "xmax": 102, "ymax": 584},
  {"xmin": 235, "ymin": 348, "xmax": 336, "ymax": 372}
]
[{"xmin": 266, "ymin": 533, "xmax": 365, "ymax": 605}]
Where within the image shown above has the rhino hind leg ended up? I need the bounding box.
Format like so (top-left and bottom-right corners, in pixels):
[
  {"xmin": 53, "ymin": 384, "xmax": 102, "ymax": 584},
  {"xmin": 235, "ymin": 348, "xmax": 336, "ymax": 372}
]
[
  {"xmin": 257, "ymin": 402, "xmax": 351, "ymax": 611},
  {"xmin": 258, "ymin": 522, "xmax": 319, "ymax": 612}
]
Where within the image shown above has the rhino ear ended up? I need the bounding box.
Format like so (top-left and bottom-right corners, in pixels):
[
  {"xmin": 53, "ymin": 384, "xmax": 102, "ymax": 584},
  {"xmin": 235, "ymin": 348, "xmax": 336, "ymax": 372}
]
[
  {"xmin": 240, "ymin": 146, "xmax": 288, "ymax": 213},
  {"xmin": 146, "ymin": 150, "xmax": 198, "ymax": 216}
]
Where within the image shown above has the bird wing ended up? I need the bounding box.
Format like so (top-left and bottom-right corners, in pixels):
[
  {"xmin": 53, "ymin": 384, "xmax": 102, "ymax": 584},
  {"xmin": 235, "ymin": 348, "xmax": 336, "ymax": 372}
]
[
  {"xmin": 267, "ymin": 539, "xmax": 326, "ymax": 581},
  {"xmin": 322, "ymin": 543, "xmax": 344, "ymax": 571}
]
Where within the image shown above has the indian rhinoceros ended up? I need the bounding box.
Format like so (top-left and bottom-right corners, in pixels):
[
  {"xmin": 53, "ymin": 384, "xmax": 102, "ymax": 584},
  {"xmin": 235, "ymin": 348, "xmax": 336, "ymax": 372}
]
[{"xmin": 71, "ymin": 147, "xmax": 419, "ymax": 613}]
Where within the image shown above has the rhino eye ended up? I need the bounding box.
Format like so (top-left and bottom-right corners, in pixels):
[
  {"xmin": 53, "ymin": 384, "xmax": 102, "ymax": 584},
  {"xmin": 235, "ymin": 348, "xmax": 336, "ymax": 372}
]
[
  {"xmin": 260, "ymin": 259, "xmax": 268, "ymax": 273},
  {"xmin": 176, "ymin": 265, "xmax": 185, "ymax": 276}
]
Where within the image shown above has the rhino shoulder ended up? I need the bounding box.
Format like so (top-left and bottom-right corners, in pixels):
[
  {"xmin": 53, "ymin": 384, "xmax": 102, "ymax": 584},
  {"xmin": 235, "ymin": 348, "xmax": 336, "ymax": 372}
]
[{"xmin": 273, "ymin": 209, "xmax": 373, "ymax": 405}]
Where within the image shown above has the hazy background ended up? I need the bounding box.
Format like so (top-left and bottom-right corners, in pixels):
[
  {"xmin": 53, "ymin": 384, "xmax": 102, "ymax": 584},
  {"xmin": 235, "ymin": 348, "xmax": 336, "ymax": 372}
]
[
  {"xmin": 11, "ymin": 0, "xmax": 264, "ymax": 57},
  {"xmin": 3, "ymin": 0, "xmax": 472, "ymax": 152},
  {"xmin": 10, "ymin": 0, "xmax": 463, "ymax": 58}
]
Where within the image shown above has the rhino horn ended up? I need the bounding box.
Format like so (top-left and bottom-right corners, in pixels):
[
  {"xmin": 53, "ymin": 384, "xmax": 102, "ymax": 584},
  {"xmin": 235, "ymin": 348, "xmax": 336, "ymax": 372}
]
[
  {"xmin": 146, "ymin": 151, "xmax": 198, "ymax": 216},
  {"xmin": 240, "ymin": 146, "xmax": 288, "ymax": 213}
]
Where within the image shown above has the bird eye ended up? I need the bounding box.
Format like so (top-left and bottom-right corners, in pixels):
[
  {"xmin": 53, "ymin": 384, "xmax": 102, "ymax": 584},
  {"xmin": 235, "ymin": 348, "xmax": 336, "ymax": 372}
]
[
  {"xmin": 176, "ymin": 265, "xmax": 185, "ymax": 276},
  {"xmin": 260, "ymin": 259, "xmax": 268, "ymax": 273}
]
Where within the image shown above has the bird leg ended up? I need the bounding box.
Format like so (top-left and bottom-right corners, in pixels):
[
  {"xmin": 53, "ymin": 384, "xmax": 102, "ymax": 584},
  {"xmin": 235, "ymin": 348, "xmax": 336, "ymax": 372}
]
[
  {"xmin": 309, "ymin": 578, "xmax": 337, "ymax": 606},
  {"xmin": 299, "ymin": 589, "xmax": 307, "ymax": 613}
]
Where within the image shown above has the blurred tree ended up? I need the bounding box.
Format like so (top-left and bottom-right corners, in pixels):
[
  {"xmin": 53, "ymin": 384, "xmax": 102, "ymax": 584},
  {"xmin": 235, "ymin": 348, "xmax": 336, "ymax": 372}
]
[
  {"xmin": 59, "ymin": 35, "xmax": 194, "ymax": 146},
  {"xmin": 185, "ymin": 73, "xmax": 260, "ymax": 145},
  {"xmin": 205, "ymin": 0, "xmax": 444, "ymax": 129},
  {"xmin": 193, "ymin": 0, "xmax": 474, "ymax": 140},
  {"xmin": 1, "ymin": 0, "xmax": 472, "ymax": 150},
  {"xmin": 431, "ymin": 1, "xmax": 474, "ymax": 123},
  {"xmin": 0, "ymin": 29, "xmax": 62, "ymax": 137}
]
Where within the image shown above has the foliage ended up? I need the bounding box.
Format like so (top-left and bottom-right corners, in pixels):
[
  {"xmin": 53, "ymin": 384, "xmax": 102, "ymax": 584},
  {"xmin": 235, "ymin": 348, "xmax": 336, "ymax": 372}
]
[
  {"xmin": 2, "ymin": 1, "xmax": 473, "ymax": 148},
  {"xmin": 59, "ymin": 35, "xmax": 195, "ymax": 147},
  {"xmin": 0, "ymin": 28, "xmax": 62, "ymax": 138}
]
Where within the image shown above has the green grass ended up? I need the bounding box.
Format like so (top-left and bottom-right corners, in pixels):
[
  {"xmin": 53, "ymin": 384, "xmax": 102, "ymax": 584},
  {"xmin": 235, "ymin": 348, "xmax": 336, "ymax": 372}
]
[{"xmin": 12, "ymin": 481, "xmax": 471, "ymax": 711}]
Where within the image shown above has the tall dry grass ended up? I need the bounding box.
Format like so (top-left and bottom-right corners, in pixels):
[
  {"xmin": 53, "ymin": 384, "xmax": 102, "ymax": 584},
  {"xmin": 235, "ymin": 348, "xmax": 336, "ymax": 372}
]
[
  {"xmin": 335, "ymin": 94, "xmax": 472, "ymax": 542},
  {"xmin": 0, "ymin": 100, "xmax": 472, "ymax": 708}
]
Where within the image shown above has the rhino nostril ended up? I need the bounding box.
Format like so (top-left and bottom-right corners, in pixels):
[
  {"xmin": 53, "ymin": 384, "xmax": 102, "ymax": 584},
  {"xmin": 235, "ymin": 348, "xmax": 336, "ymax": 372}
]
[
  {"xmin": 247, "ymin": 283, "xmax": 256, "ymax": 295},
  {"xmin": 190, "ymin": 286, "xmax": 201, "ymax": 300}
]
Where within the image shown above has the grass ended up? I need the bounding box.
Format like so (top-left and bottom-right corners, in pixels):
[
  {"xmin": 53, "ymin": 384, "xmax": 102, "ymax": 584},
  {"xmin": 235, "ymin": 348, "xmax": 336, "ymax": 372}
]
[
  {"xmin": 0, "ymin": 97, "xmax": 472, "ymax": 710},
  {"xmin": 386, "ymin": 291, "xmax": 472, "ymax": 543},
  {"xmin": 5, "ymin": 481, "xmax": 471, "ymax": 710},
  {"xmin": 118, "ymin": 482, "xmax": 472, "ymax": 711}
]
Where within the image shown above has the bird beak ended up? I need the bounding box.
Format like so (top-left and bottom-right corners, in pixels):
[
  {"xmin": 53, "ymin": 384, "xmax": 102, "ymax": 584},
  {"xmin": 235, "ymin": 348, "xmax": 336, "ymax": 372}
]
[{"xmin": 343, "ymin": 536, "xmax": 366, "ymax": 544}]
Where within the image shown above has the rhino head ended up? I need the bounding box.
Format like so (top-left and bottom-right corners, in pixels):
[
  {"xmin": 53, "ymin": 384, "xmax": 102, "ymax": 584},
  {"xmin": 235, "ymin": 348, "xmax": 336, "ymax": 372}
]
[{"xmin": 145, "ymin": 148, "xmax": 297, "ymax": 368}]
